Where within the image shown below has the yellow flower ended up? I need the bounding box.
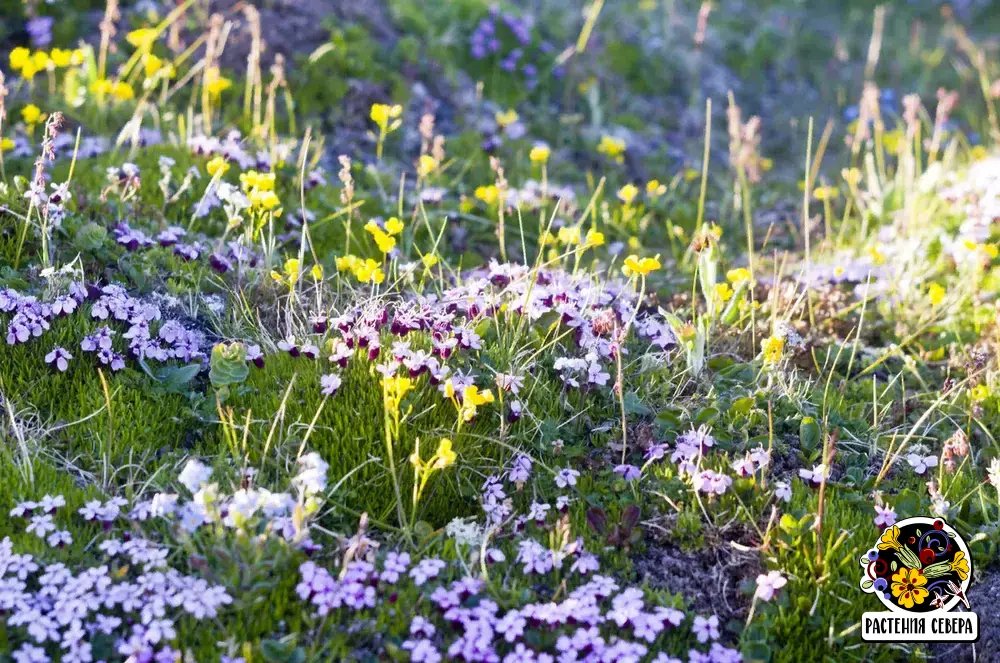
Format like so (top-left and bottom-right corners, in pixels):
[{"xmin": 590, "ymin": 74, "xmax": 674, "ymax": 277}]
[
  {"xmin": 374, "ymin": 230, "xmax": 396, "ymax": 254},
  {"xmin": 558, "ymin": 226, "xmax": 581, "ymax": 245},
  {"xmin": 336, "ymin": 254, "xmax": 361, "ymax": 272},
  {"xmin": 597, "ymin": 135, "xmax": 626, "ymax": 163},
  {"xmin": 475, "ymin": 185, "xmax": 499, "ymax": 205},
  {"xmin": 50, "ymin": 48, "xmax": 73, "ymax": 68},
  {"xmin": 622, "ymin": 254, "xmax": 660, "ymax": 277},
  {"xmin": 617, "ymin": 184, "xmax": 638, "ymax": 205},
  {"xmin": 282, "ymin": 259, "xmax": 301, "ymax": 285},
  {"xmin": 370, "ymin": 103, "xmax": 402, "ymax": 132},
  {"xmin": 813, "ymin": 186, "xmax": 839, "ymax": 201},
  {"xmin": 31, "ymin": 51, "xmax": 50, "ymax": 70},
  {"xmin": 70, "ymin": 49, "xmax": 85, "ymax": 66},
  {"xmin": 727, "ymin": 268, "xmax": 751, "ymax": 286},
  {"xmin": 90, "ymin": 79, "xmax": 114, "ymax": 96},
  {"xmin": 927, "ymin": 283, "xmax": 945, "ymax": 306},
  {"xmin": 112, "ymin": 81, "xmax": 135, "ymax": 101},
  {"xmin": 646, "ymin": 179, "xmax": 666, "ymax": 197},
  {"xmin": 21, "ymin": 104, "xmax": 42, "ymax": 125},
  {"xmin": 432, "ymin": 438, "xmax": 457, "ymax": 469},
  {"xmin": 206, "ymin": 156, "xmax": 230, "ymax": 177},
  {"xmin": 841, "ymin": 168, "xmax": 862, "ymax": 187},
  {"xmin": 882, "ymin": 128, "xmax": 904, "ymax": 154},
  {"xmin": 250, "ymin": 190, "xmax": 281, "ymax": 212},
  {"xmin": 495, "ymin": 108, "xmax": 519, "ymax": 128},
  {"xmin": 949, "ymin": 551, "xmax": 969, "ymax": 581},
  {"xmin": 19, "ymin": 60, "xmax": 39, "ymax": 80},
  {"xmin": 464, "ymin": 385, "xmax": 494, "ymax": 406},
  {"xmin": 383, "ymin": 376, "xmax": 414, "ymax": 411},
  {"xmin": 867, "ymin": 245, "xmax": 886, "ymax": 266},
  {"xmin": 714, "ymin": 283, "xmax": 733, "ymax": 303},
  {"xmin": 354, "ymin": 258, "xmax": 385, "ymax": 284},
  {"xmin": 760, "ymin": 157, "xmax": 773, "ymax": 172},
  {"xmin": 9, "ymin": 47, "xmax": 31, "ymax": 71},
  {"xmin": 890, "ymin": 567, "xmax": 928, "ymax": 609},
  {"xmin": 0, "ymin": 137, "xmax": 14, "ymax": 152},
  {"xmin": 443, "ymin": 379, "xmax": 455, "ymax": 399},
  {"xmin": 417, "ymin": 154, "xmax": 438, "ymax": 178},
  {"xmin": 422, "ymin": 253, "xmax": 439, "ymax": 268},
  {"xmin": 310, "ymin": 264, "xmax": 324, "ymax": 280},
  {"xmin": 240, "ymin": 170, "xmax": 275, "ymax": 191},
  {"xmin": 683, "ymin": 168, "xmax": 700, "ymax": 182},
  {"xmin": 529, "ymin": 143, "xmax": 551, "ymax": 164},
  {"xmin": 762, "ymin": 335, "xmax": 784, "ymax": 364},
  {"xmin": 878, "ymin": 525, "xmax": 902, "ymax": 551},
  {"xmin": 127, "ymin": 28, "xmax": 158, "ymax": 50},
  {"xmin": 584, "ymin": 230, "xmax": 605, "ymax": 247},
  {"xmin": 144, "ymin": 53, "xmax": 164, "ymax": 77},
  {"xmin": 207, "ymin": 77, "xmax": 231, "ymax": 97},
  {"xmin": 970, "ymin": 385, "xmax": 989, "ymax": 402},
  {"xmin": 384, "ymin": 217, "xmax": 405, "ymax": 235}
]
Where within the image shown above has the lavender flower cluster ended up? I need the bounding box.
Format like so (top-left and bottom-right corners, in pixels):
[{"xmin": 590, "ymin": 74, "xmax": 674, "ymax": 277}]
[
  {"xmin": 296, "ymin": 482, "xmax": 743, "ymax": 663},
  {"xmin": 468, "ymin": 6, "xmax": 557, "ymax": 89},
  {"xmin": 2, "ymin": 451, "xmax": 334, "ymax": 662},
  {"xmin": 3, "ymin": 505, "xmax": 232, "ymax": 663},
  {"xmin": 1, "ymin": 281, "xmax": 209, "ymax": 375}
]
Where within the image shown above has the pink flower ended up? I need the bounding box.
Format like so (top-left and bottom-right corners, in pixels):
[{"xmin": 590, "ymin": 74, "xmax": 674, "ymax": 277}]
[{"xmin": 874, "ymin": 504, "xmax": 896, "ymax": 529}]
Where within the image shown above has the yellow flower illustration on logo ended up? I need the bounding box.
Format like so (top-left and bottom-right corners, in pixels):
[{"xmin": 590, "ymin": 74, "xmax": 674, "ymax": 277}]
[
  {"xmin": 891, "ymin": 567, "xmax": 929, "ymax": 609},
  {"xmin": 949, "ymin": 551, "xmax": 969, "ymax": 581},
  {"xmin": 877, "ymin": 525, "xmax": 901, "ymax": 551}
]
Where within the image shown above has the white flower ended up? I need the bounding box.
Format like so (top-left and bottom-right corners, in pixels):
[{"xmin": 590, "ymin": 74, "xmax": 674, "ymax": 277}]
[
  {"xmin": 320, "ymin": 373, "xmax": 342, "ymax": 396},
  {"xmin": 906, "ymin": 453, "xmax": 938, "ymax": 475},
  {"xmin": 177, "ymin": 459, "xmax": 213, "ymax": 493},
  {"xmin": 798, "ymin": 464, "xmax": 828, "ymax": 485},
  {"xmin": 774, "ymin": 481, "xmax": 792, "ymax": 502}
]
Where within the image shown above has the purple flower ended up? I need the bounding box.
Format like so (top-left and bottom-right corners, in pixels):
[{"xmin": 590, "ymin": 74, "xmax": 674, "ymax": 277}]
[
  {"xmin": 44, "ymin": 346, "xmax": 72, "ymax": 371},
  {"xmin": 614, "ymin": 464, "xmax": 641, "ymax": 481},
  {"xmin": 554, "ymin": 468, "xmax": 580, "ymax": 488}
]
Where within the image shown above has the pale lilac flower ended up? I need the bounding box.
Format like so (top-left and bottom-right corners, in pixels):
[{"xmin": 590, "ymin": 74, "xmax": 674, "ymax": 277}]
[
  {"xmin": 798, "ymin": 464, "xmax": 828, "ymax": 485},
  {"xmin": 754, "ymin": 570, "xmax": 787, "ymax": 602},
  {"xmin": 774, "ymin": 481, "xmax": 792, "ymax": 503},
  {"xmin": 614, "ymin": 464, "xmax": 641, "ymax": 481},
  {"xmin": 320, "ymin": 373, "xmax": 342, "ymax": 396},
  {"xmin": 906, "ymin": 453, "xmax": 938, "ymax": 475},
  {"xmin": 692, "ymin": 614, "xmax": 720, "ymax": 643},
  {"xmin": 554, "ymin": 468, "xmax": 580, "ymax": 488},
  {"xmin": 874, "ymin": 504, "xmax": 896, "ymax": 529},
  {"xmin": 410, "ymin": 558, "xmax": 446, "ymax": 586}
]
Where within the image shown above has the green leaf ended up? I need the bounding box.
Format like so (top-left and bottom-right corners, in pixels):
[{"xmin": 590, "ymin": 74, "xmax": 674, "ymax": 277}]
[
  {"xmin": 799, "ymin": 416, "xmax": 820, "ymax": 452},
  {"xmin": 730, "ymin": 396, "xmax": 754, "ymax": 417},
  {"xmin": 155, "ymin": 363, "xmax": 201, "ymax": 394},
  {"xmin": 895, "ymin": 489, "xmax": 921, "ymax": 517},
  {"xmin": 742, "ymin": 641, "xmax": 772, "ymax": 663},
  {"xmin": 623, "ymin": 391, "xmax": 650, "ymax": 415}
]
